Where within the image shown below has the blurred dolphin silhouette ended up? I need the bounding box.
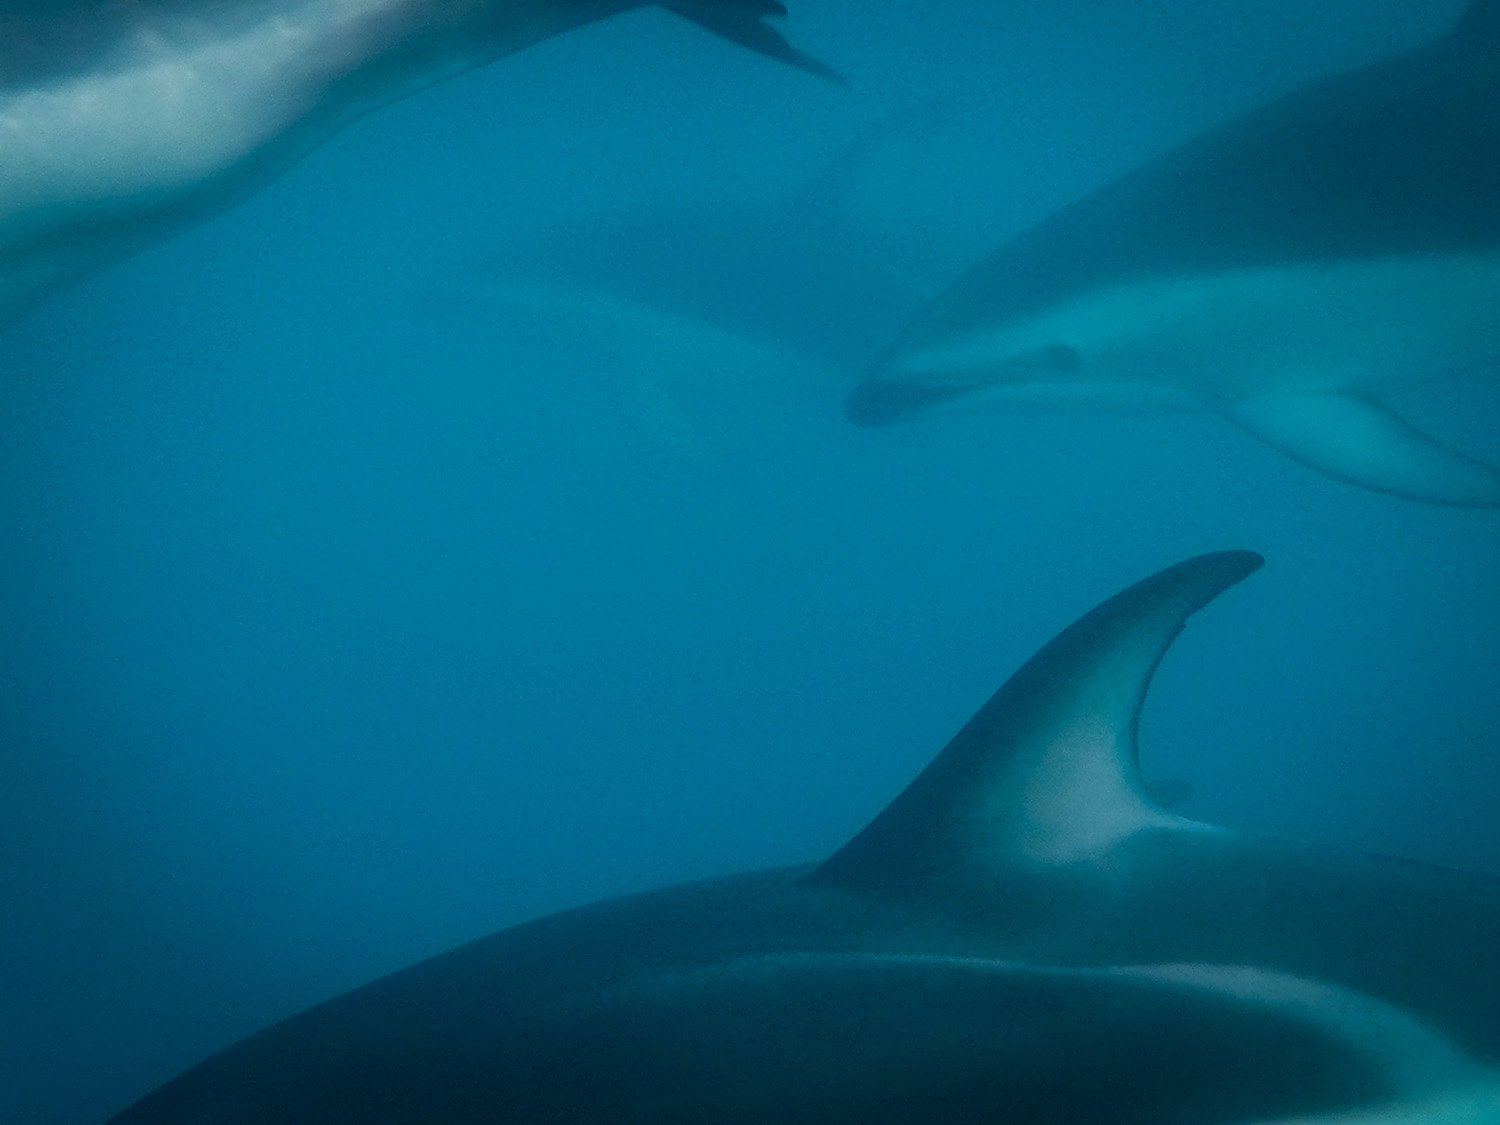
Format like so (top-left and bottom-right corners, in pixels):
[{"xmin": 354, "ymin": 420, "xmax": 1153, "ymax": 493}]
[
  {"xmin": 430, "ymin": 104, "xmax": 967, "ymax": 435},
  {"xmin": 429, "ymin": 103, "xmax": 984, "ymax": 453},
  {"xmin": 0, "ymin": 0, "xmax": 832, "ymax": 329},
  {"xmin": 110, "ymin": 551, "xmax": 1500, "ymax": 1121},
  {"xmin": 850, "ymin": 0, "xmax": 1500, "ymax": 507}
]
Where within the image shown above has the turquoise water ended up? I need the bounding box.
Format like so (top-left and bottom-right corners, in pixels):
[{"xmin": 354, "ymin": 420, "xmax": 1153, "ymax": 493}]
[{"xmin": 1, "ymin": 2, "xmax": 1497, "ymax": 1120}]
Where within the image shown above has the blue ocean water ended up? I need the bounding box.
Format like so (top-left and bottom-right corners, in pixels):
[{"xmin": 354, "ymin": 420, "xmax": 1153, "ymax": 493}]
[{"xmin": 1, "ymin": 1, "xmax": 1497, "ymax": 1120}]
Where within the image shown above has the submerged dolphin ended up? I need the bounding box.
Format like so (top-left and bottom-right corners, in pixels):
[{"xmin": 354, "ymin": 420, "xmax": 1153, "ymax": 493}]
[
  {"xmin": 0, "ymin": 0, "xmax": 831, "ymax": 329},
  {"xmin": 431, "ymin": 201, "xmax": 916, "ymax": 451},
  {"xmin": 110, "ymin": 551, "xmax": 1500, "ymax": 1121},
  {"xmin": 429, "ymin": 104, "xmax": 977, "ymax": 453},
  {"xmin": 848, "ymin": 0, "xmax": 1500, "ymax": 506}
]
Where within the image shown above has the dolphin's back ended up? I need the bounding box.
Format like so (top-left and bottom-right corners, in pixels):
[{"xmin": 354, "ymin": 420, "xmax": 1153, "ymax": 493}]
[
  {"xmin": 911, "ymin": 35, "xmax": 1500, "ymax": 343},
  {"xmin": 105, "ymin": 554, "xmax": 1500, "ymax": 1119},
  {"xmin": 109, "ymin": 844, "xmax": 1500, "ymax": 1121}
]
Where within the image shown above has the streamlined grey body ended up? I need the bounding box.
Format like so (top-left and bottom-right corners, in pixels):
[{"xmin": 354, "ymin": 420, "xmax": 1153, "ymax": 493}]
[
  {"xmin": 0, "ymin": 0, "xmax": 827, "ymax": 329},
  {"xmin": 849, "ymin": 0, "xmax": 1500, "ymax": 506},
  {"xmin": 110, "ymin": 552, "xmax": 1500, "ymax": 1121}
]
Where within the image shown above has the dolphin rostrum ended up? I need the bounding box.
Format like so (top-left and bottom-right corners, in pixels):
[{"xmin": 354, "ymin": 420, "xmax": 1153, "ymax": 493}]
[
  {"xmin": 109, "ymin": 551, "xmax": 1500, "ymax": 1121},
  {"xmin": 0, "ymin": 0, "xmax": 831, "ymax": 330},
  {"xmin": 848, "ymin": 0, "xmax": 1500, "ymax": 507}
]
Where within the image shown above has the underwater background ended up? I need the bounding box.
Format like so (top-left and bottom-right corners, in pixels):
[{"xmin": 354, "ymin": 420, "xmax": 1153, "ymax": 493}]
[{"xmin": 1, "ymin": 0, "xmax": 1497, "ymax": 1120}]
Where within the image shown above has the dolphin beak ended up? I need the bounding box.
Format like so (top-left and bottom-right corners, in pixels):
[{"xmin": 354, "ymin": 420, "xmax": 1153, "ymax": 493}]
[{"xmin": 845, "ymin": 377, "xmax": 976, "ymax": 426}]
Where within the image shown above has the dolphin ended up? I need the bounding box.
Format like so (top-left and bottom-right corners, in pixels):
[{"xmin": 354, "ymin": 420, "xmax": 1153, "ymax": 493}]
[
  {"xmin": 429, "ymin": 202, "xmax": 912, "ymax": 452},
  {"xmin": 109, "ymin": 550, "xmax": 1500, "ymax": 1121},
  {"xmin": 0, "ymin": 0, "xmax": 832, "ymax": 330},
  {"xmin": 427, "ymin": 103, "xmax": 976, "ymax": 453},
  {"xmin": 847, "ymin": 0, "xmax": 1500, "ymax": 507}
]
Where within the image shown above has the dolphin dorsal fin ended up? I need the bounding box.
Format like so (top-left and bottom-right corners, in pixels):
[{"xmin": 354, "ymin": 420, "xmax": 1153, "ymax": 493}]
[{"xmin": 809, "ymin": 551, "xmax": 1263, "ymax": 891}]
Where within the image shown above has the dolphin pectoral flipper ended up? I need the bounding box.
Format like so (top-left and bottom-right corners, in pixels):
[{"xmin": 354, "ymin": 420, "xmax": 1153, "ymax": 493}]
[
  {"xmin": 658, "ymin": 0, "xmax": 841, "ymax": 80},
  {"xmin": 1224, "ymin": 393, "xmax": 1500, "ymax": 508},
  {"xmin": 811, "ymin": 550, "xmax": 1263, "ymax": 888}
]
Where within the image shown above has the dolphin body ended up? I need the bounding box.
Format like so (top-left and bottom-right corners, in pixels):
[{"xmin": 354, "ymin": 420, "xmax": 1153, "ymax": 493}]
[
  {"xmin": 431, "ymin": 203, "xmax": 915, "ymax": 448},
  {"xmin": 429, "ymin": 105, "xmax": 976, "ymax": 450},
  {"xmin": 848, "ymin": 0, "xmax": 1500, "ymax": 507},
  {"xmin": 110, "ymin": 551, "xmax": 1500, "ymax": 1121},
  {"xmin": 0, "ymin": 0, "xmax": 829, "ymax": 330},
  {"xmin": 439, "ymin": 103, "xmax": 990, "ymax": 370},
  {"xmin": 441, "ymin": 204, "xmax": 918, "ymax": 386}
]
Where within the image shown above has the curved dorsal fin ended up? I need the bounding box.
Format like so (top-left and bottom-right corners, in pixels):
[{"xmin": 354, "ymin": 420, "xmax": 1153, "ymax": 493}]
[{"xmin": 809, "ymin": 551, "xmax": 1263, "ymax": 891}]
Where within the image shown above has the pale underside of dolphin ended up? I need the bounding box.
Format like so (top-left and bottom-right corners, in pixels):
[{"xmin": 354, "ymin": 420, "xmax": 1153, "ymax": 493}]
[
  {"xmin": 849, "ymin": 0, "xmax": 1500, "ymax": 507},
  {"xmin": 0, "ymin": 0, "xmax": 831, "ymax": 332},
  {"xmin": 109, "ymin": 550, "xmax": 1500, "ymax": 1121}
]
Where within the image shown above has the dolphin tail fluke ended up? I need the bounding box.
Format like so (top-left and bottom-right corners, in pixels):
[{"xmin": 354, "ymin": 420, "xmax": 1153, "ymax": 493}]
[
  {"xmin": 659, "ymin": 0, "xmax": 842, "ymax": 81},
  {"xmin": 1225, "ymin": 393, "xmax": 1500, "ymax": 508}
]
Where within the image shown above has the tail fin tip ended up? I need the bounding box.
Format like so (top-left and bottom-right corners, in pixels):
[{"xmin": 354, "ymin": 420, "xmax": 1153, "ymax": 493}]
[{"xmin": 661, "ymin": 0, "xmax": 843, "ymax": 82}]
